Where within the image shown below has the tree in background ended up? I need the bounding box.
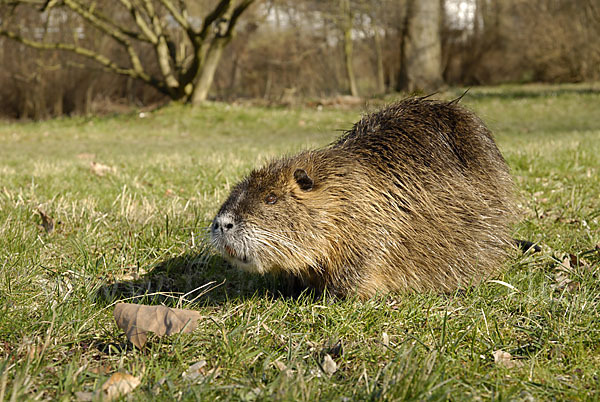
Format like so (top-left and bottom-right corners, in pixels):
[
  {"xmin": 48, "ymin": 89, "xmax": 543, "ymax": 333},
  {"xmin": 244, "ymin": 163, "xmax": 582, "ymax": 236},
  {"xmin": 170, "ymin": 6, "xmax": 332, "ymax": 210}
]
[
  {"xmin": 398, "ymin": 0, "xmax": 444, "ymax": 92},
  {"xmin": 339, "ymin": 0, "xmax": 358, "ymax": 97},
  {"xmin": 0, "ymin": 0, "xmax": 255, "ymax": 104},
  {"xmin": 2, "ymin": 0, "xmax": 599, "ymax": 119}
]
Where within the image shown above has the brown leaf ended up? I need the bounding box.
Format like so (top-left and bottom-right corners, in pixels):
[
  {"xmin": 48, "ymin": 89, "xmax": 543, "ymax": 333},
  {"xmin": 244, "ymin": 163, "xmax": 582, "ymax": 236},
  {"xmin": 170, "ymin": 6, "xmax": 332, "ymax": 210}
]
[
  {"xmin": 274, "ymin": 360, "xmax": 293, "ymax": 378},
  {"xmin": 37, "ymin": 209, "xmax": 54, "ymax": 234},
  {"xmin": 492, "ymin": 350, "xmax": 523, "ymax": 369},
  {"xmin": 322, "ymin": 354, "xmax": 337, "ymax": 376},
  {"xmin": 274, "ymin": 361, "xmax": 287, "ymax": 371},
  {"xmin": 113, "ymin": 303, "xmax": 201, "ymax": 348},
  {"xmin": 74, "ymin": 391, "xmax": 94, "ymax": 401},
  {"xmin": 90, "ymin": 161, "xmax": 115, "ymax": 176},
  {"xmin": 101, "ymin": 372, "xmax": 140, "ymax": 401},
  {"xmin": 88, "ymin": 364, "xmax": 111, "ymax": 375},
  {"xmin": 554, "ymin": 256, "xmax": 583, "ymax": 292},
  {"xmin": 381, "ymin": 332, "xmax": 390, "ymax": 348},
  {"xmin": 182, "ymin": 360, "xmax": 207, "ymax": 381},
  {"xmin": 323, "ymin": 339, "xmax": 343, "ymax": 358}
]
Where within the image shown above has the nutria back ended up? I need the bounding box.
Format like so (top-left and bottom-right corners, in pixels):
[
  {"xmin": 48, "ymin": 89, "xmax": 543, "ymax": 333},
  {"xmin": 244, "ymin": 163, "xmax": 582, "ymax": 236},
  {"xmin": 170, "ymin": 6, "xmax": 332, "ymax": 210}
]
[{"xmin": 211, "ymin": 97, "xmax": 515, "ymax": 299}]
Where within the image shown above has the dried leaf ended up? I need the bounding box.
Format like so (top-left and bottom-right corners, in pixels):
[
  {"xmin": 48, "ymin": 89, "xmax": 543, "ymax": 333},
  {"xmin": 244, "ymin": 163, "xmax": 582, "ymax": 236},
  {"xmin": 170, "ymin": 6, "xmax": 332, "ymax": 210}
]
[
  {"xmin": 273, "ymin": 361, "xmax": 287, "ymax": 371},
  {"xmin": 88, "ymin": 364, "xmax": 111, "ymax": 375},
  {"xmin": 151, "ymin": 376, "xmax": 168, "ymax": 396},
  {"xmin": 274, "ymin": 360, "xmax": 293, "ymax": 378},
  {"xmin": 90, "ymin": 161, "xmax": 115, "ymax": 176},
  {"xmin": 182, "ymin": 360, "xmax": 207, "ymax": 381},
  {"xmin": 554, "ymin": 256, "xmax": 581, "ymax": 292},
  {"xmin": 113, "ymin": 303, "xmax": 201, "ymax": 348},
  {"xmin": 492, "ymin": 350, "xmax": 523, "ymax": 369},
  {"xmin": 74, "ymin": 391, "xmax": 93, "ymax": 401},
  {"xmin": 323, "ymin": 339, "xmax": 343, "ymax": 358},
  {"xmin": 37, "ymin": 209, "xmax": 54, "ymax": 234},
  {"xmin": 381, "ymin": 332, "xmax": 390, "ymax": 348},
  {"xmin": 101, "ymin": 372, "xmax": 140, "ymax": 401},
  {"xmin": 322, "ymin": 354, "xmax": 337, "ymax": 376}
]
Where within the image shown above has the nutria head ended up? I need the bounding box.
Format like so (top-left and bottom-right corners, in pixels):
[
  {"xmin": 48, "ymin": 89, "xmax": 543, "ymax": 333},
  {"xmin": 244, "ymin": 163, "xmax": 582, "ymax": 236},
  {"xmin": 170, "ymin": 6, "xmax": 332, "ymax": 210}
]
[{"xmin": 210, "ymin": 151, "xmax": 346, "ymax": 277}]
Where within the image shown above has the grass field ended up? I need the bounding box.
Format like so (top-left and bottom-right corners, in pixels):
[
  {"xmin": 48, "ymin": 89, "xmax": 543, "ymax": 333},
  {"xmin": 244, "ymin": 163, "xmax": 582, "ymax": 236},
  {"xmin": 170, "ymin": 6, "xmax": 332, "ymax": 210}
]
[{"xmin": 1, "ymin": 83, "xmax": 599, "ymax": 400}]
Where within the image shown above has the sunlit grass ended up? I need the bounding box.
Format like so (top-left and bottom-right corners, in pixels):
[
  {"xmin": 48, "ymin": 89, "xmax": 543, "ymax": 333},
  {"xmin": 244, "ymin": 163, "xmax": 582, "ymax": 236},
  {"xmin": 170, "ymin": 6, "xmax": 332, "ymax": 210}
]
[{"xmin": 1, "ymin": 83, "xmax": 599, "ymax": 400}]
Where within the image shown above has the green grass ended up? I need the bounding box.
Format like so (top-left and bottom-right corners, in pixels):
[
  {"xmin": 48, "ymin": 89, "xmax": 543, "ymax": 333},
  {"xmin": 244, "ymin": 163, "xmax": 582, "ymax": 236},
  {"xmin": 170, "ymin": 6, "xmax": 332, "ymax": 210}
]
[{"xmin": 1, "ymin": 83, "xmax": 600, "ymax": 400}]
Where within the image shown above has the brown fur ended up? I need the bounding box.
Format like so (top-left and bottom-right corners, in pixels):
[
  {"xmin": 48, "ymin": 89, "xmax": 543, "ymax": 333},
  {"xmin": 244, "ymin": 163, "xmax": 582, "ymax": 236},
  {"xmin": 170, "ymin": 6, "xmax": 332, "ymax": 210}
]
[{"xmin": 210, "ymin": 97, "xmax": 516, "ymax": 299}]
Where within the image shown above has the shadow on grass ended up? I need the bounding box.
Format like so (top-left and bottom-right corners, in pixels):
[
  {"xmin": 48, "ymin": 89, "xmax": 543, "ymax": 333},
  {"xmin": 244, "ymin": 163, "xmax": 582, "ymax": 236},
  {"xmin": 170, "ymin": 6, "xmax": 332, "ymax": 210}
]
[{"xmin": 95, "ymin": 248, "xmax": 312, "ymax": 307}]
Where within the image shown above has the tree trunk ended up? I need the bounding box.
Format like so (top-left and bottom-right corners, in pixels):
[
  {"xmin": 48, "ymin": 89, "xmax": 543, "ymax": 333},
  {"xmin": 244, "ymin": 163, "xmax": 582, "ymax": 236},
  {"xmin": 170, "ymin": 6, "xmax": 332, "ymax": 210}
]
[
  {"xmin": 190, "ymin": 39, "xmax": 227, "ymax": 104},
  {"xmin": 374, "ymin": 27, "xmax": 385, "ymax": 94},
  {"xmin": 341, "ymin": 0, "xmax": 358, "ymax": 97},
  {"xmin": 397, "ymin": 0, "xmax": 443, "ymax": 92}
]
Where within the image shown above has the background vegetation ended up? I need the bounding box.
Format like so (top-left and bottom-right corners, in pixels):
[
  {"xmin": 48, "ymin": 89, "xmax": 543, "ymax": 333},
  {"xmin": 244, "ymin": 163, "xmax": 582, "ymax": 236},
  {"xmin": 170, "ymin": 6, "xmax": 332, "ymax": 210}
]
[
  {"xmin": 1, "ymin": 84, "xmax": 599, "ymax": 399},
  {"xmin": 1, "ymin": 0, "xmax": 599, "ymax": 119}
]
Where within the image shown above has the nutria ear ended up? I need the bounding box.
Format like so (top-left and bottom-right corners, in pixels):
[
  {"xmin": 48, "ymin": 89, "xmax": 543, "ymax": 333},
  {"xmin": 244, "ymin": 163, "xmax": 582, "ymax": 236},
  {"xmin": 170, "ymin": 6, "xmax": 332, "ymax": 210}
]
[{"xmin": 294, "ymin": 169, "xmax": 313, "ymax": 191}]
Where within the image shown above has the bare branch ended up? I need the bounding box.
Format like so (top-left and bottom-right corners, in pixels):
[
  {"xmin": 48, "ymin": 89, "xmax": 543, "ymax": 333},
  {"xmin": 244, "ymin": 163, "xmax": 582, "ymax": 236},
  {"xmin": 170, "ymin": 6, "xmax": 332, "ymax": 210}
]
[
  {"xmin": 0, "ymin": 27, "xmax": 168, "ymax": 94},
  {"xmin": 116, "ymin": 0, "xmax": 158, "ymax": 44},
  {"xmin": 61, "ymin": 0, "xmax": 147, "ymax": 77},
  {"xmin": 198, "ymin": 0, "xmax": 231, "ymax": 40},
  {"xmin": 157, "ymin": 0, "xmax": 191, "ymax": 33},
  {"xmin": 226, "ymin": 0, "xmax": 255, "ymax": 36},
  {"xmin": 89, "ymin": 7, "xmax": 153, "ymax": 43},
  {"xmin": 137, "ymin": 0, "xmax": 180, "ymax": 91}
]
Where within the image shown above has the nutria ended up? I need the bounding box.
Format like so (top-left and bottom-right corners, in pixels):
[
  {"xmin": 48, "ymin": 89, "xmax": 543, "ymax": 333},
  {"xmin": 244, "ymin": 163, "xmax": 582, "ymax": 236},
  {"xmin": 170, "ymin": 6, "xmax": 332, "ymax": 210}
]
[{"xmin": 210, "ymin": 97, "xmax": 516, "ymax": 298}]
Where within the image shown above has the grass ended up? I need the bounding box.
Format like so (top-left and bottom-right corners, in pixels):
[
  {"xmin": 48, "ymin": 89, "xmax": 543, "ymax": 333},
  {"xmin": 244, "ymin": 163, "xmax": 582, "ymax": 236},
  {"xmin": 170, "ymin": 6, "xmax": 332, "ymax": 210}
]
[{"xmin": 1, "ymin": 82, "xmax": 600, "ymax": 400}]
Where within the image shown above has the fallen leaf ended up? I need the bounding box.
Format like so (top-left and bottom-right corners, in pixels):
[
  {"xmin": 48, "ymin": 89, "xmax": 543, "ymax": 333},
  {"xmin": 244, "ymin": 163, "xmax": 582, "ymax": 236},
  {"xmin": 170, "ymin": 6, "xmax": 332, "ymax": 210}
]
[
  {"xmin": 492, "ymin": 350, "xmax": 523, "ymax": 369},
  {"xmin": 553, "ymin": 256, "xmax": 582, "ymax": 292},
  {"xmin": 323, "ymin": 339, "xmax": 343, "ymax": 358},
  {"xmin": 182, "ymin": 360, "xmax": 207, "ymax": 381},
  {"xmin": 101, "ymin": 372, "xmax": 140, "ymax": 401},
  {"xmin": 322, "ymin": 354, "xmax": 337, "ymax": 376},
  {"xmin": 381, "ymin": 332, "xmax": 390, "ymax": 348},
  {"xmin": 88, "ymin": 364, "xmax": 111, "ymax": 375},
  {"xmin": 113, "ymin": 303, "xmax": 201, "ymax": 348},
  {"xmin": 274, "ymin": 360, "xmax": 293, "ymax": 378},
  {"xmin": 90, "ymin": 161, "xmax": 115, "ymax": 176},
  {"xmin": 151, "ymin": 376, "xmax": 168, "ymax": 396},
  {"xmin": 74, "ymin": 391, "xmax": 94, "ymax": 401},
  {"xmin": 273, "ymin": 361, "xmax": 287, "ymax": 371},
  {"xmin": 37, "ymin": 209, "xmax": 54, "ymax": 234}
]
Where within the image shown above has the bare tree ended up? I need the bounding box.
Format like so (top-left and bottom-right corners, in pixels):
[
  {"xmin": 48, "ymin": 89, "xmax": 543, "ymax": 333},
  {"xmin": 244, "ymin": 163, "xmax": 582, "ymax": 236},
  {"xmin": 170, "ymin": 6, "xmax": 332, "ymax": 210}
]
[
  {"xmin": 339, "ymin": 0, "xmax": 358, "ymax": 96},
  {"xmin": 398, "ymin": 0, "xmax": 444, "ymax": 92},
  {"xmin": 0, "ymin": 0, "xmax": 256, "ymax": 104}
]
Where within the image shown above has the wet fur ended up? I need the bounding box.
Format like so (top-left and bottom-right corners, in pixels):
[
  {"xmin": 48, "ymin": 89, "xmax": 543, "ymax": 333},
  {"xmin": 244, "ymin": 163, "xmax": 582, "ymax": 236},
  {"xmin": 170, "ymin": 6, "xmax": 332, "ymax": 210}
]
[{"xmin": 211, "ymin": 98, "xmax": 516, "ymax": 299}]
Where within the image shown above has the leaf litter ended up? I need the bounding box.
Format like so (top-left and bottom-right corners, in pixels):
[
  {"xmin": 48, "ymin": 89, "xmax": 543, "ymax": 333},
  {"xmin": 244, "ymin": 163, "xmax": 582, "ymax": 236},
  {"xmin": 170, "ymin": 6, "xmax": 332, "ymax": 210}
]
[
  {"xmin": 75, "ymin": 372, "xmax": 140, "ymax": 401},
  {"xmin": 113, "ymin": 303, "xmax": 202, "ymax": 348}
]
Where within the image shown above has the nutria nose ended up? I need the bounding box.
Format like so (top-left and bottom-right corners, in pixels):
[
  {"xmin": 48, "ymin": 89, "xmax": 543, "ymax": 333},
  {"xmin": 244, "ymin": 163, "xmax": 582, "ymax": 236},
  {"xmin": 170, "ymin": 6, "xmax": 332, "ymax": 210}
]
[{"xmin": 213, "ymin": 215, "xmax": 235, "ymax": 233}]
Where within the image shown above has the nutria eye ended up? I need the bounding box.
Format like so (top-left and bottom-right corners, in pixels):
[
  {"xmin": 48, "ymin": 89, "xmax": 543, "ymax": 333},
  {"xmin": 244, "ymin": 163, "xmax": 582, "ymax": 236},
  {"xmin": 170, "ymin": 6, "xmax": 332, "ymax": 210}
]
[{"xmin": 265, "ymin": 193, "xmax": 277, "ymax": 204}]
